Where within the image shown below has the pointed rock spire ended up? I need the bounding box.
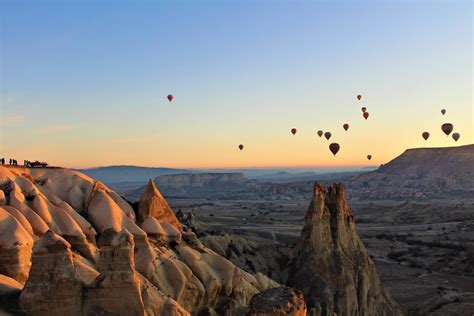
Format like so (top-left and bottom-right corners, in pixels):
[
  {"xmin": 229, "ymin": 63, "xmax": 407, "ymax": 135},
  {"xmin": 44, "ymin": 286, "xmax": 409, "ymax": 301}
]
[
  {"xmin": 137, "ymin": 179, "xmax": 182, "ymax": 232},
  {"xmin": 288, "ymin": 182, "xmax": 401, "ymax": 315}
]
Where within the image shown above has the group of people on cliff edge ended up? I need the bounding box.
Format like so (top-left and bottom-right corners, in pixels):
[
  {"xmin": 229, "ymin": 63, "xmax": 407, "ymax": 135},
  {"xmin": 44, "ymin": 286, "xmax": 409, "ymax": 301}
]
[
  {"xmin": 0, "ymin": 158, "xmax": 18, "ymax": 165},
  {"xmin": 0, "ymin": 158, "xmax": 48, "ymax": 167}
]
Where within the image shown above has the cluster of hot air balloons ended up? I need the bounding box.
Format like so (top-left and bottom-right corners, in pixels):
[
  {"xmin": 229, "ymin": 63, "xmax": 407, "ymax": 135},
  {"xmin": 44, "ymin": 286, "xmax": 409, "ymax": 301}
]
[
  {"xmin": 317, "ymin": 130, "xmax": 340, "ymax": 155},
  {"xmin": 315, "ymin": 130, "xmax": 332, "ymax": 140},
  {"xmin": 325, "ymin": 94, "xmax": 371, "ymax": 158},
  {"xmin": 421, "ymin": 109, "xmax": 461, "ymax": 142},
  {"xmin": 237, "ymin": 95, "xmax": 462, "ymax": 158},
  {"xmin": 359, "ymin": 95, "xmax": 370, "ymax": 120},
  {"xmin": 239, "ymin": 94, "xmax": 369, "ymax": 154},
  {"xmin": 284, "ymin": 94, "xmax": 372, "ymax": 159}
]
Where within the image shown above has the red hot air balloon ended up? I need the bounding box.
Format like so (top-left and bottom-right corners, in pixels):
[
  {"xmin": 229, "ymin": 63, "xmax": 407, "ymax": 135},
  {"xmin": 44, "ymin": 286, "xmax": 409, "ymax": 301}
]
[
  {"xmin": 441, "ymin": 123, "xmax": 453, "ymax": 136},
  {"xmin": 363, "ymin": 112, "xmax": 369, "ymax": 120},
  {"xmin": 367, "ymin": 155, "xmax": 372, "ymax": 161},
  {"xmin": 422, "ymin": 132, "xmax": 430, "ymax": 141},
  {"xmin": 452, "ymin": 133, "xmax": 460, "ymax": 142},
  {"xmin": 324, "ymin": 132, "xmax": 332, "ymax": 140},
  {"xmin": 291, "ymin": 128, "xmax": 297, "ymax": 135},
  {"xmin": 238, "ymin": 144, "xmax": 244, "ymax": 150},
  {"xmin": 441, "ymin": 109, "xmax": 446, "ymax": 115},
  {"xmin": 343, "ymin": 123, "xmax": 349, "ymax": 131},
  {"xmin": 357, "ymin": 95, "xmax": 362, "ymax": 101},
  {"xmin": 317, "ymin": 130, "xmax": 323, "ymax": 137},
  {"xmin": 361, "ymin": 107, "xmax": 367, "ymax": 113},
  {"xmin": 329, "ymin": 143, "xmax": 340, "ymax": 156},
  {"xmin": 167, "ymin": 94, "xmax": 174, "ymax": 102}
]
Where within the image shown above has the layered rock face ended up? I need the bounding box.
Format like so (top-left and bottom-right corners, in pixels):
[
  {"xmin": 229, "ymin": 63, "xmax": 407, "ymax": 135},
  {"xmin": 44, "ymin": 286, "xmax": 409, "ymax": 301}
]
[
  {"xmin": 287, "ymin": 183, "xmax": 401, "ymax": 316},
  {"xmin": 84, "ymin": 229, "xmax": 188, "ymax": 316},
  {"xmin": 19, "ymin": 231, "xmax": 84, "ymax": 316},
  {"xmin": 346, "ymin": 144, "xmax": 474, "ymax": 199},
  {"xmin": 0, "ymin": 166, "xmax": 276, "ymax": 315},
  {"xmin": 151, "ymin": 173, "xmax": 256, "ymax": 198},
  {"xmin": 155, "ymin": 173, "xmax": 251, "ymax": 190}
]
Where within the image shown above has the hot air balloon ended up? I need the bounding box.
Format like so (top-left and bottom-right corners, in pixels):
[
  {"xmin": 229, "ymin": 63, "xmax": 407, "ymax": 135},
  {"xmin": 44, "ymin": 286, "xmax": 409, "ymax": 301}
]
[
  {"xmin": 422, "ymin": 132, "xmax": 430, "ymax": 141},
  {"xmin": 291, "ymin": 128, "xmax": 297, "ymax": 135},
  {"xmin": 343, "ymin": 123, "xmax": 349, "ymax": 131},
  {"xmin": 441, "ymin": 109, "xmax": 446, "ymax": 115},
  {"xmin": 441, "ymin": 123, "xmax": 453, "ymax": 136},
  {"xmin": 367, "ymin": 155, "xmax": 372, "ymax": 161},
  {"xmin": 324, "ymin": 132, "xmax": 332, "ymax": 140},
  {"xmin": 363, "ymin": 112, "xmax": 369, "ymax": 120},
  {"xmin": 167, "ymin": 94, "xmax": 174, "ymax": 102},
  {"xmin": 361, "ymin": 107, "xmax": 367, "ymax": 113},
  {"xmin": 357, "ymin": 95, "xmax": 362, "ymax": 101},
  {"xmin": 317, "ymin": 130, "xmax": 323, "ymax": 137},
  {"xmin": 329, "ymin": 143, "xmax": 340, "ymax": 156},
  {"xmin": 238, "ymin": 144, "xmax": 244, "ymax": 150},
  {"xmin": 452, "ymin": 133, "xmax": 460, "ymax": 142}
]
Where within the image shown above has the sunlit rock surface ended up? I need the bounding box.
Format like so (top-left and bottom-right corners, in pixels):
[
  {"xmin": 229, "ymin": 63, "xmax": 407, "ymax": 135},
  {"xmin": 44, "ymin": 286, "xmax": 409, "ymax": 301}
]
[{"xmin": 0, "ymin": 166, "xmax": 276, "ymax": 314}]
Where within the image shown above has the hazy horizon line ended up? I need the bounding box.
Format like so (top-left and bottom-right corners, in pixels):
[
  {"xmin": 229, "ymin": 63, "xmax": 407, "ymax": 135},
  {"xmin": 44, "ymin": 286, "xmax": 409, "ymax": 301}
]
[{"xmin": 74, "ymin": 164, "xmax": 377, "ymax": 171}]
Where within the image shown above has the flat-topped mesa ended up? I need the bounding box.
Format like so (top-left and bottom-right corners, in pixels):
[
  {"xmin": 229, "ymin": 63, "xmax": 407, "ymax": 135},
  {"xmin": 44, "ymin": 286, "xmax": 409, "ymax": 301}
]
[
  {"xmin": 137, "ymin": 179, "xmax": 182, "ymax": 240},
  {"xmin": 288, "ymin": 182, "xmax": 401, "ymax": 316}
]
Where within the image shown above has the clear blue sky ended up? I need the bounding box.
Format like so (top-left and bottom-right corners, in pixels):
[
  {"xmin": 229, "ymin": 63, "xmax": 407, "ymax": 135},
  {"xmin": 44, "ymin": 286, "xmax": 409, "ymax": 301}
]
[{"xmin": 1, "ymin": 0, "xmax": 472, "ymax": 168}]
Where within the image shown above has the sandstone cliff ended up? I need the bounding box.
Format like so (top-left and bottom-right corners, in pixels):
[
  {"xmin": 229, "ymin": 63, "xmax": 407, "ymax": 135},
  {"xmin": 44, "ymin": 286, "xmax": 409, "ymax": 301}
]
[
  {"xmin": 346, "ymin": 144, "xmax": 474, "ymax": 200},
  {"xmin": 152, "ymin": 173, "xmax": 256, "ymax": 198},
  {"xmin": 0, "ymin": 166, "xmax": 276, "ymax": 315}
]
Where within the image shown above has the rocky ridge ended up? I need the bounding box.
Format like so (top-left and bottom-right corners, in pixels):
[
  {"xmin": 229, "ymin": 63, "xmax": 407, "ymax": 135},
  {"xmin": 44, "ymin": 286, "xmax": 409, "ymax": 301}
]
[
  {"xmin": 346, "ymin": 144, "xmax": 474, "ymax": 200},
  {"xmin": 0, "ymin": 166, "xmax": 276, "ymax": 315},
  {"xmin": 0, "ymin": 165, "xmax": 400, "ymax": 315}
]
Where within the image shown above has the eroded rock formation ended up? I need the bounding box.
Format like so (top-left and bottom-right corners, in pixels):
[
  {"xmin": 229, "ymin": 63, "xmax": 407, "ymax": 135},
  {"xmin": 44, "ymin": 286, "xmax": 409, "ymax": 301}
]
[
  {"xmin": 138, "ymin": 179, "xmax": 183, "ymax": 241},
  {"xmin": 0, "ymin": 166, "xmax": 277, "ymax": 315},
  {"xmin": 0, "ymin": 165, "xmax": 401, "ymax": 315},
  {"xmin": 287, "ymin": 183, "xmax": 401, "ymax": 316},
  {"xmin": 19, "ymin": 231, "xmax": 84, "ymax": 316}
]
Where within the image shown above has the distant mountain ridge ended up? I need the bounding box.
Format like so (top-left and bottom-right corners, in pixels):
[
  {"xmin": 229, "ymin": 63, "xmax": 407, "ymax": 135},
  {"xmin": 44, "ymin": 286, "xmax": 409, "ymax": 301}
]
[
  {"xmin": 78, "ymin": 165, "xmax": 370, "ymax": 186},
  {"xmin": 346, "ymin": 144, "xmax": 474, "ymax": 199},
  {"xmin": 378, "ymin": 145, "xmax": 474, "ymax": 177},
  {"xmin": 78, "ymin": 165, "xmax": 190, "ymax": 184}
]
